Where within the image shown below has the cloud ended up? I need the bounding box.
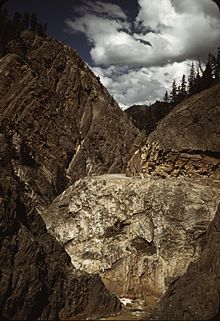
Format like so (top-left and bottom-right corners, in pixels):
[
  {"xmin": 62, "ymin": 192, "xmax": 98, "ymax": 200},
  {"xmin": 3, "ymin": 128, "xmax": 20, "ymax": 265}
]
[
  {"xmin": 91, "ymin": 61, "xmax": 192, "ymax": 108},
  {"xmin": 135, "ymin": 0, "xmax": 220, "ymax": 65},
  {"xmin": 77, "ymin": 0, "xmax": 127, "ymax": 20},
  {"xmin": 66, "ymin": 0, "xmax": 219, "ymax": 67},
  {"xmin": 65, "ymin": 0, "xmax": 219, "ymax": 106}
]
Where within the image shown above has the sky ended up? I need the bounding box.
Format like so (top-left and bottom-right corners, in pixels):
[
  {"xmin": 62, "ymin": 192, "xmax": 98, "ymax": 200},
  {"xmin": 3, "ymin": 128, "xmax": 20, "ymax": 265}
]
[{"xmin": 5, "ymin": 0, "xmax": 220, "ymax": 108}]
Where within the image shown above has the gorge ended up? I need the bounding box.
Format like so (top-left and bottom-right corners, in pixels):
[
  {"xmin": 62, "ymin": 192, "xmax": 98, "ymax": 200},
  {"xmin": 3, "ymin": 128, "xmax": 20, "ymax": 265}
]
[{"xmin": 0, "ymin": 2, "xmax": 220, "ymax": 319}]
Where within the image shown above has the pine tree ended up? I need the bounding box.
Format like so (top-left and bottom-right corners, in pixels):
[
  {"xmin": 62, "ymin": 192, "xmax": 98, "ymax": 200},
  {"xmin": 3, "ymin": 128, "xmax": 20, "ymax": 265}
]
[
  {"xmin": 170, "ymin": 79, "xmax": 177, "ymax": 104},
  {"xmin": 180, "ymin": 74, "xmax": 187, "ymax": 97},
  {"xmin": 0, "ymin": 3, "xmax": 48, "ymax": 56},
  {"xmin": 22, "ymin": 12, "xmax": 30, "ymax": 29},
  {"xmin": 214, "ymin": 47, "xmax": 220, "ymax": 80},
  {"xmin": 188, "ymin": 62, "xmax": 196, "ymax": 95},
  {"xmin": 30, "ymin": 13, "xmax": 37, "ymax": 31},
  {"xmin": 201, "ymin": 62, "xmax": 213, "ymax": 89},
  {"xmin": 164, "ymin": 90, "xmax": 169, "ymax": 103},
  {"xmin": 194, "ymin": 68, "xmax": 201, "ymax": 93}
]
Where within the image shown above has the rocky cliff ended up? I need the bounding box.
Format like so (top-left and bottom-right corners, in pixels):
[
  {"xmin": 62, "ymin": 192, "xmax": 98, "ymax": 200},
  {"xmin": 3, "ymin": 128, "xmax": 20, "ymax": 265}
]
[
  {"xmin": 39, "ymin": 81, "xmax": 220, "ymax": 320},
  {"xmin": 151, "ymin": 202, "xmax": 220, "ymax": 320},
  {"xmin": 125, "ymin": 101, "xmax": 171, "ymax": 135},
  {"xmin": 0, "ymin": 30, "xmax": 138, "ymax": 208},
  {"xmin": 0, "ymin": 29, "xmax": 141, "ymax": 320},
  {"xmin": 127, "ymin": 84, "xmax": 220, "ymax": 180},
  {"xmin": 0, "ymin": 127, "xmax": 121, "ymax": 320},
  {"xmin": 1, "ymin": 21, "xmax": 220, "ymax": 321},
  {"xmin": 41, "ymin": 174, "xmax": 220, "ymax": 303}
]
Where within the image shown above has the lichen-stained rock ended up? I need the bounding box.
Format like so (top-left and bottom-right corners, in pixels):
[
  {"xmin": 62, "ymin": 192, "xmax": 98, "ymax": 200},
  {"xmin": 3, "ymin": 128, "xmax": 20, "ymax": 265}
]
[
  {"xmin": 127, "ymin": 84, "xmax": 220, "ymax": 179},
  {"xmin": 150, "ymin": 202, "xmax": 220, "ymax": 321},
  {"xmin": 0, "ymin": 30, "xmax": 138, "ymax": 206},
  {"xmin": 42, "ymin": 174, "xmax": 220, "ymax": 301},
  {"xmin": 0, "ymin": 130, "xmax": 121, "ymax": 320}
]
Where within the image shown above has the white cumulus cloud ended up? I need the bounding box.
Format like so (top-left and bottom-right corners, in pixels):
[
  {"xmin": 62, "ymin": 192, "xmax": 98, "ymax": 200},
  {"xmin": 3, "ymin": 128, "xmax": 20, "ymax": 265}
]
[
  {"xmin": 65, "ymin": 0, "xmax": 219, "ymax": 106},
  {"xmin": 91, "ymin": 61, "xmax": 192, "ymax": 108}
]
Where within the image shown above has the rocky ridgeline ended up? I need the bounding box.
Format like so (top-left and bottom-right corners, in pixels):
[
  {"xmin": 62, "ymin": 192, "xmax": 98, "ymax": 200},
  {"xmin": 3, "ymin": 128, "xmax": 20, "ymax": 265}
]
[
  {"xmin": 127, "ymin": 85, "xmax": 220, "ymax": 180},
  {"xmin": 0, "ymin": 30, "xmax": 138, "ymax": 208}
]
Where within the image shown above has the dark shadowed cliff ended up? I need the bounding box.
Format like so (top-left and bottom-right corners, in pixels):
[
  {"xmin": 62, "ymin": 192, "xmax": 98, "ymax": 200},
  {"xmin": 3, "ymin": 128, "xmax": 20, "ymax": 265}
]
[
  {"xmin": 125, "ymin": 101, "xmax": 172, "ymax": 135},
  {"xmin": 0, "ymin": 126, "xmax": 121, "ymax": 320},
  {"xmin": 150, "ymin": 202, "xmax": 220, "ymax": 320}
]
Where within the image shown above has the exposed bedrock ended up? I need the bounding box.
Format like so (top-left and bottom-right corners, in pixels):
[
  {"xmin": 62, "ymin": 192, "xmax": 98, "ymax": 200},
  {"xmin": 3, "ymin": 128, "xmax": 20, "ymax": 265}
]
[
  {"xmin": 0, "ymin": 101, "xmax": 121, "ymax": 321},
  {"xmin": 42, "ymin": 174, "xmax": 220, "ymax": 302},
  {"xmin": 127, "ymin": 84, "xmax": 220, "ymax": 180},
  {"xmin": 150, "ymin": 202, "xmax": 220, "ymax": 320},
  {"xmin": 0, "ymin": 30, "xmax": 138, "ymax": 208}
]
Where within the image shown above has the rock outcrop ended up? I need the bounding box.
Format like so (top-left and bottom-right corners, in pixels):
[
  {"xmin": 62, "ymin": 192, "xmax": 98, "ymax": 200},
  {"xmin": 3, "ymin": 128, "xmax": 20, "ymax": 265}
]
[
  {"xmin": 41, "ymin": 174, "xmax": 220, "ymax": 302},
  {"xmin": 213, "ymin": 0, "xmax": 220, "ymax": 11},
  {"xmin": 0, "ymin": 127, "xmax": 121, "ymax": 320},
  {"xmin": 125, "ymin": 101, "xmax": 171, "ymax": 135},
  {"xmin": 150, "ymin": 202, "xmax": 220, "ymax": 320},
  {"xmin": 0, "ymin": 30, "xmax": 138, "ymax": 208},
  {"xmin": 127, "ymin": 84, "xmax": 220, "ymax": 179}
]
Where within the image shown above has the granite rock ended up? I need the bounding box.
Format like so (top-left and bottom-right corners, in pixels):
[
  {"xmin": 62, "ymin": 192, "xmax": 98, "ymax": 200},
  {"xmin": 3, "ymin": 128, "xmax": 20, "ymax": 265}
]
[{"xmin": 42, "ymin": 174, "xmax": 220, "ymax": 301}]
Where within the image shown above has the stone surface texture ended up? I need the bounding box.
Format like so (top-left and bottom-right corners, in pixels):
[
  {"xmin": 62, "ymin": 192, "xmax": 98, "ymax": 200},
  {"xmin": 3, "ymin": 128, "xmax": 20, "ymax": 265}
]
[
  {"xmin": 125, "ymin": 101, "xmax": 172, "ymax": 135},
  {"xmin": 127, "ymin": 85, "xmax": 220, "ymax": 180},
  {"xmin": 0, "ymin": 30, "xmax": 138, "ymax": 208},
  {"xmin": 150, "ymin": 202, "xmax": 220, "ymax": 320},
  {"xmin": 0, "ymin": 126, "xmax": 121, "ymax": 320},
  {"xmin": 42, "ymin": 174, "xmax": 220, "ymax": 301}
]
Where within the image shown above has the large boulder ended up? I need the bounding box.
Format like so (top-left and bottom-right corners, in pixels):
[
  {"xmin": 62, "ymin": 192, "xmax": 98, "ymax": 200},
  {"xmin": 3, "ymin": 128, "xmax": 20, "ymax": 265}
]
[{"xmin": 42, "ymin": 174, "xmax": 220, "ymax": 302}]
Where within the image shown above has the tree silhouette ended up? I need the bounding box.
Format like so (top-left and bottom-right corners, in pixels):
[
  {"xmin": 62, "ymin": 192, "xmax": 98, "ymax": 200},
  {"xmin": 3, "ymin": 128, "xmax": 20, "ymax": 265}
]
[
  {"xmin": 164, "ymin": 90, "xmax": 169, "ymax": 103},
  {"xmin": 214, "ymin": 47, "xmax": 220, "ymax": 80},
  {"xmin": 0, "ymin": 3, "xmax": 47, "ymax": 56},
  {"xmin": 162, "ymin": 47, "xmax": 220, "ymax": 108},
  {"xmin": 188, "ymin": 62, "xmax": 196, "ymax": 95},
  {"xmin": 170, "ymin": 79, "xmax": 177, "ymax": 104}
]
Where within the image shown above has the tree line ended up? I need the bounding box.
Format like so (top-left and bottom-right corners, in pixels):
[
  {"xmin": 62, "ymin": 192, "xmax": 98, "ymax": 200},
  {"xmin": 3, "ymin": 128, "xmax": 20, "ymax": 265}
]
[
  {"xmin": 164, "ymin": 48, "xmax": 220, "ymax": 105},
  {"xmin": 0, "ymin": 0, "xmax": 47, "ymax": 55}
]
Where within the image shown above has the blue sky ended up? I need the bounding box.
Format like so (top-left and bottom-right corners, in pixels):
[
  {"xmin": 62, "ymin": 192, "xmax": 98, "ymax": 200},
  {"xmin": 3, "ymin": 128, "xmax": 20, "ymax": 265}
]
[{"xmin": 5, "ymin": 0, "xmax": 220, "ymax": 107}]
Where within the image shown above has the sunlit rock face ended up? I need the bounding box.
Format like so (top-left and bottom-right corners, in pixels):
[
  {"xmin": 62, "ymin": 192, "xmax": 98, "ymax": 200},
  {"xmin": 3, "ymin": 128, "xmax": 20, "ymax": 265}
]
[
  {"xmin": 42, "ymin": 174, "xmax": 220, "ymax": 300},
  {"xmin": 127, "ymin": 85, "xmax": 220, "ymax": 180},
  {"xmin": 0, "ymin": 30, "xmax": 138, "ymax": 208}
]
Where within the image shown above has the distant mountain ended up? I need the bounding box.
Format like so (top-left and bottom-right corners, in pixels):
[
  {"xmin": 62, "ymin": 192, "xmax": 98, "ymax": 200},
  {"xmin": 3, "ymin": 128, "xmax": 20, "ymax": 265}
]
[{"xmin": 125, "ymin": 101, "xmax": 172, "ymax": 135}]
